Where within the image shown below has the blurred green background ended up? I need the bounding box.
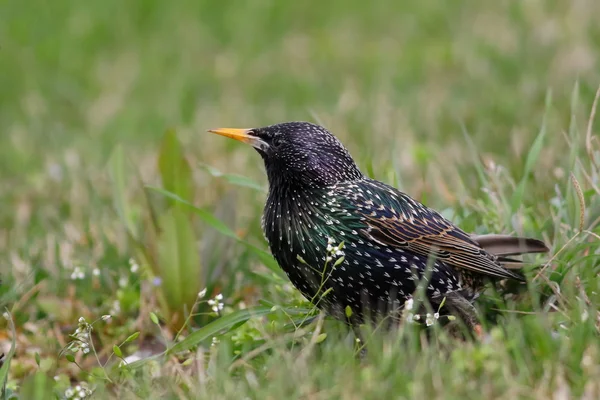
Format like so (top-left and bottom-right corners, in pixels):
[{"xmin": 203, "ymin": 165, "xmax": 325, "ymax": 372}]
[
  {"xmin": 2, "ymin": 1, "xmax": 599, "ymax": 178},
  {"xmin": 1, "ymin": 0, "xmax": 600, "ymax": 398}
]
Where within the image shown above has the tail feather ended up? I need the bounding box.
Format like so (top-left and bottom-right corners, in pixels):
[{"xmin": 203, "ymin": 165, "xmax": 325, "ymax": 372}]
[
  {"xmin": 472, "ymin": 234, "xmax": 550, "ymax": 270},
  {"xmin": 471, "ymin": 234, "xmax": 549, "ymax": 256}
]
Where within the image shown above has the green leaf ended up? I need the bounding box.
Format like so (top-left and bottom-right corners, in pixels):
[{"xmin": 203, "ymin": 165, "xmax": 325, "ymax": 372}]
[
  {"xmin": 147, "ymin": 186, "xmax": 283, "ymax": 276},
  {"xmin": 65, "ymin": 354, "xmax": 75, "ymax": 363},
  {"xmin": 113, "ymin": 345, "xmax": 123, "ymax": 358},
  {"xmin": 149, "ymin": 187, "xmax": 237, "ymax": 239},
  {"xmin": 108, "ymin": 145, "xmax": 139, "ymax": 239},
  {"xmin": 198, "ymin": 163, "xmax": 266, "ymax": 192},
  {"xmin": 157, "ymin": 208, "xmax": 203, "ymax": 328},
  {"xmin": 124, "ymin": 332, "xmax": 140, "ymax": 344},
  {"xmin": 34, "ymin": 352, "xmax": 41, "ymax": 367},
  {"xmin": 18, "ymin": 372, "xmax": 53, "ymax": 400},
  {"xmin": 315, "ymin": 333, "xmax": 327, "ymax": 344},
  {"xmin": 169, "ymin": 306, "xmax": 273, "ymax": 354},
  {"xmin": 150, "ymin": 312, "xmax": 159, "ymax": 325},
  {"xmin": 333, "ymin": 256, "xmax": 345, "ymax": 268},
  {"xmin": 0, "ymin": 310, "xmax": 16, "ymax": 396},
  {"xmin": 345, "ymin": 305, "xmax": 353, "ymax": 319},
  {"xmin": 158, "ymin": 129, "xmax": 194, "ymax": 209}
]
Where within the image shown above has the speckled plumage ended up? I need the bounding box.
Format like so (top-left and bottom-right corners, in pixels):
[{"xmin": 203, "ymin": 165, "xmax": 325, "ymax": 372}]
[{"xmin": 209, "ymin": 122, "xmax": 549, "ymax": 331}]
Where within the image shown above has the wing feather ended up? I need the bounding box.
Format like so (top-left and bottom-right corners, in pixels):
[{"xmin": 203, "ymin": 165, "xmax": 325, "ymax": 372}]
[{"xmin": 344, "ymin": 180, "xmax": 525, "ymax": 281}]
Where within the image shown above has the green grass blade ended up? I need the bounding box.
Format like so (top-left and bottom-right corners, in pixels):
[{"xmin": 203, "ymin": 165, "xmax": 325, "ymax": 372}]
[
  {"xmin": 108, "ymin": 145, "xmax": 139, "ymax": 239},
  {"xmin": 511, "ymin": 89, "xmax": 552, "ymax": 212},
  {"xmin": 198, "ymin": 163, "xmax": 266, "ymax": 192},
  {"xmin": 147, "ymin": 186, "xmax": 283, "ymax": 275},
  {"xmin": 168, "ymin": 306, "xmax": 273, "ymax": 354},
  {"xmin": 0, "ymin": 310, "xmax": 17, "ymax": 398}
]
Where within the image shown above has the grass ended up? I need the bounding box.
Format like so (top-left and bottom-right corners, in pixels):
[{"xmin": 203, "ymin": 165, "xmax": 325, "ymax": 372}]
[{"xmin": 1, "ymin": 0, "xmax": 600, "ymax": 398}]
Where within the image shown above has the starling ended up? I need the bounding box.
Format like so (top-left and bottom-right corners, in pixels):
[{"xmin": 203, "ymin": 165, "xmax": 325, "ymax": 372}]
[{"xmin": 208, "ymin": 122, "xmax": 549, "ymax": 335}]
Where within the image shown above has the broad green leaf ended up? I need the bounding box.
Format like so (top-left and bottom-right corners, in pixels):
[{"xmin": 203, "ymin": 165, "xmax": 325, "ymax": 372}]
[
  {"xmin": 168, "ymin": 306, "xmax": 273, "ymax": 354},
  {"xmin": 108, "ymin": 145, "xmax": 138, "ymax": 239},
  {"xmin": 158, "ymin": 129, "xmax": 194, "ymax": 208},
  {"xmin": 17, "ymin": 372, "xmax": 53, "ymax": 400},
  {"xmin": 157, "ymin": 208, "xmax": 203, "ymax": 330}
]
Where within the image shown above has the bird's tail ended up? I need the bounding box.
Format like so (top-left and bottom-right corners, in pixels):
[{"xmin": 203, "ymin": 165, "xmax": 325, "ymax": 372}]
[{"xmin": 471, "ymin": 234, "xmax": 550, "ymax": 269}]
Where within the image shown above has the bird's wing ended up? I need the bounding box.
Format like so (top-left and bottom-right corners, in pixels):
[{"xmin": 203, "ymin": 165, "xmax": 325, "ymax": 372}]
[{"xmin": 342, "ymin": 180, "xmax": 524, "ymax": 281}]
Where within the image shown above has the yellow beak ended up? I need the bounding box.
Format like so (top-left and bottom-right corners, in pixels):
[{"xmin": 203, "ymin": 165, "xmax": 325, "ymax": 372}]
[
  {"xmin": 207, "ymin": 128, "xmax": 255, "ymax": 144},
  {"xmin": 208, "ymin": 127, "xmax": 270, "ymax": 151}
]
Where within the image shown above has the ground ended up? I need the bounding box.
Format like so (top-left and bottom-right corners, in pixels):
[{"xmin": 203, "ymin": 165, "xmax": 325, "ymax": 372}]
[{"xmin": 1, "ymin": 1, "xmax": 600, "ymax": 399}]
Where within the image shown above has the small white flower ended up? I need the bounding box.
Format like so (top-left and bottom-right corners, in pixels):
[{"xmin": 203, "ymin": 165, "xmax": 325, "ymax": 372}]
[
  {"xmin": 326, "ymin": 256, "xmax": 332, "ymax": 262},
  {"xmin": 425, "ymin": 313, "xmax": 435, "ymax": 326},
  {"xmin": 75, "ymin": 385, "xmax": 81, "ymax": 392},
  {"xmin": 78, "ymin": 317, "xmax": 86, "ymax": 324},
  {"xmin": 198, "ymin": 288, "xmax": 207, "ymax": 299},
  {"xmin": 82, "ymin": 347, "xmax": 90, "ymax": 355},
  {"xmin": 327, "ymin": 237, "xmax": 335, "ymax": 245},
  {"xmin": 211, "ymin": 303, "xmax": 224, "ymax": 313},
  {"xmin": 326, "ymin": 244, "xmax": 333, "ymax": 252},
  {"xmin": 118, "ymin": 276, "xmax": 128, "ymax": 287},
  {"xmin": 101, "ymin": 315, "xmax": 111, "ymax": 321},
  {"xmin": 413, "ymin": 314, "xmax": 421, "ymax": 321},
  {"xmin": 129, "ymin": 258, "xmax": 139, "ymax": 273},
  {"xmin": 65, "ymin": 388, "xmax": 74, "ymax": 398},
  {"xmin": 71, "ymin": 267, "xmax": 85, "ymax": 280},
  {"xmin": 405, "ymin": 298, "xmax": 414, "ymax": 311},
  {"xmin": 433, "ymin": 312, "xmax": 439, "ymax": 320},
  {"xmin": 335, "ymin": 250, "xmax": 344, "ymax": 256},
  {"xmin": 92, "ymin": 268, "xmax": 100, "ymax": 277},
  {"xmin": 215, "ymin": 293, "xmax": 223, "ymax": 301},
  {"xmin": 211, "ymin": 336, "xmax": 220, "ymax": 347}
]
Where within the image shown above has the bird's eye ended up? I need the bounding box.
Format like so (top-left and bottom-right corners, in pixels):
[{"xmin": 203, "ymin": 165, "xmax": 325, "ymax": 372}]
[{"xmin": 272, "ymin": 136, "xmax": 283, "ymax": 148}]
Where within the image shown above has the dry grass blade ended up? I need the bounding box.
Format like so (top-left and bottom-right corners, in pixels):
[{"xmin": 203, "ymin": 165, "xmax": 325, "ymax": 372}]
[
  {"xmin": 534, "ymin": 233, "xmax": 580, "ymax": 281},
  {"xmin": 570, "ymin": 172, "xmax": 585, "ymax": 232}
]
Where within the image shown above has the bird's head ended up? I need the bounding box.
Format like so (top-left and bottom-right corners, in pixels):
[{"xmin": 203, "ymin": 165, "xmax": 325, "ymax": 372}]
[{"xmin": 208, "ymin": 121, "xmax": 363, "ymax": 189}]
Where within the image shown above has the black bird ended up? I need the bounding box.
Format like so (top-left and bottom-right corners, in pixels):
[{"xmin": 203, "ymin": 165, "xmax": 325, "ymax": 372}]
[{"xmin": 208, "ymin": 122, "xmax": 549, "ymax": 336}]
